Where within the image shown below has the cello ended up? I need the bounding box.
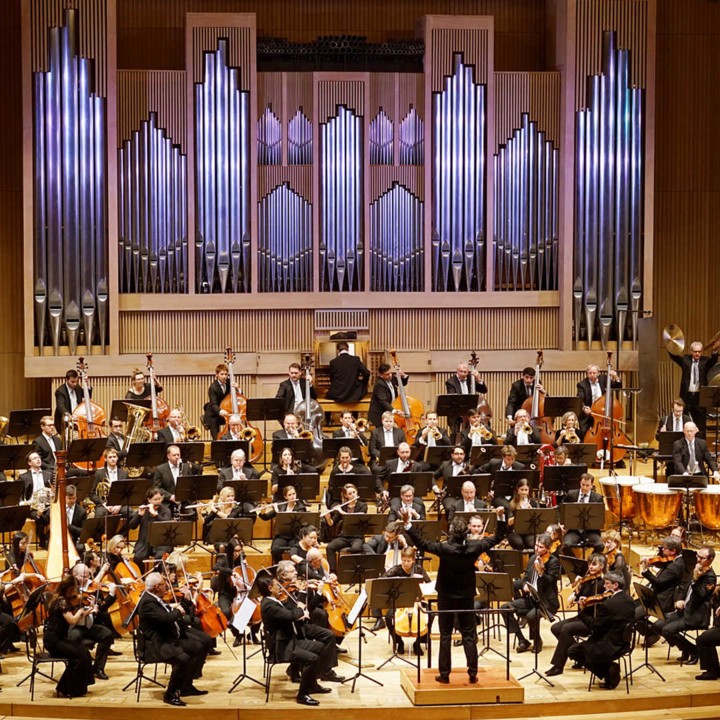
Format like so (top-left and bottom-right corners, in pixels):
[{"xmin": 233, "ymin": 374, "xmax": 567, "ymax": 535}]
[
  {"xmin": 294, "ymin": 353, "xmax": 326, "ymax": 470},
  {"xmin": 71, "ymin": 357, "xmax": 107, "ymax": 470},
  {"xmin": 584, "ymin": 352, "xmax": 629, "ymax": 464},
  {"xmin": 218, "ymin": 347, "xmax": 264, "ymax": 462},
  {"xmin": 389, "ymin": 350, "xmax": 424, "ymax": 445},
  {"xmin": 145, "ymin": 353, "xmax": 170, "ymax": 433},
  {"xmin": 521, "ymin": 350, "xmax": 555, "ymax": 444}
]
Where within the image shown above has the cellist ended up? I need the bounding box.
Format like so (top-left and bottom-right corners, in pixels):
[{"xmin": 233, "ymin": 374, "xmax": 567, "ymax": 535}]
[{"xmin": 577, "ymin": 363, "xmax": 621, "ymax": 439}]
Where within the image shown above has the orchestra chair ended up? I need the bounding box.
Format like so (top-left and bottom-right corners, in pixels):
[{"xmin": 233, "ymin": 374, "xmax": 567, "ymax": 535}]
[
  {"xmin": 21, "ymin": 626, "xmax": 68, "ymax": 701},
  {"xmin": 122, "ymin": 629, "xmax": 167, "ymax": 702},
  {"xmin": 260, "ymin": 628, "xmax": 284, "ymax": 703},
  {"xmin": 587, "ymin": 621, "xmax": 635, "ymax": 695}
]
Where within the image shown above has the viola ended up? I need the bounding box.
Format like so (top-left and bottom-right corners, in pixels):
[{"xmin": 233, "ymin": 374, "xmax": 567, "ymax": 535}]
[{"xmin": 389, "ymin": 350, "xmax": 424, "ymax": 445}]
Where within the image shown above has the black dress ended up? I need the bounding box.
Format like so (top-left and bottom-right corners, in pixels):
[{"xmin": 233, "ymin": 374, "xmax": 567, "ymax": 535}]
[{"xmin": 43, "ymin": 598, "xmax": 94, "ymax": 697}]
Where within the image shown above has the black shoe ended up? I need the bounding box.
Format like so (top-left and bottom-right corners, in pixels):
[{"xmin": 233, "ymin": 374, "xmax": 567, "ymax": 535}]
[
  {"xmin": 412, "ymin": 641, "xmax": 424, "ymax": 657},
  {"xmin": 320, "ymin": 671, "xmax": 346, "ymax": 682},
  {"xmin": 396, "ymin": 639, "xmax": 405, "ymax": 655},
  {"xmin": 337, "ymin": 646, "xmax": 348, "ymax": 654},
  {"xmin": 518, "ymin": 617, "xmax": 528, "ymax": 629},
  {"xmin": 297, "ymin": 694, "xmax": 320, "ymax": 706},
  {"xmin": 644, "ymin": 633, "xmax": 661, "ymax": 648},
  {"xmin": 7, "ymin": 644, "xmax": 20, "ymax": 654},
  {"xmin": 286, "ymin": 667, "xmax": 301, "ymax": 683},
  {"xmin": 453, "ymin": 639, "xmax": 463, "ymax": 647},
  {"xmin": 163, "ymin": 692, "xmax": 187, "ymax": 707},
  {"xmin": 233, "ymin": 635, "xmax": 242, "ymax": 647},
  {"xmin": 516, "ymin": 640, "xmax": 532, "ymax": 653},
  {"xmin": 180, "ymin": 686, "xmax": 209, "ymax": 697},
  {"xmin": 208, "ymin": 648, "xmax": 222, "ymax": 656},
  {"xmin": 435, "ymin": 674, "xmax": 450, "ymax": 684},
  {"xmin": 107, "ymin": 649, "xmax": 122, "ymax": 657},
  {"xmin": 93, "ymin": 670, "xmax": 109, "ymax": 681},
  {"xmin": 546, "ymin": 666, "xmax": 563, "ymax": 677},
  {"xmin": 309, "ymin": 684, "xmax": 332, "ymax": 694},
  {"xmin": 371, "ymin": 618, "xmax": 386, "ymax": 631},
  {"xmin": 468, "ymin": 674, "xmax": 478, "ymax": 684},
  {"xmin": 571, "ymin": 661, "xmax": 583, "ymax": 670},
  {"xmin": 696, "ymin": 671, "xmax": 719, "ymax": 680},
  {"xmin": 606, "ymin": 663, "xmax": 621, "ymax": 689},
  {"xmin": 685, "ymin": 654, "xmax": 699, "ymax": 665}
]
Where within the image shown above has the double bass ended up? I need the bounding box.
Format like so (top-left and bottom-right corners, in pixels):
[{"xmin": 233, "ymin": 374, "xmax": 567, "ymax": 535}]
[
  {"xmin": 71, "ymin": 357, "xmax": 107, "ymax": 469},
  {"xmin": 218, "ymin": 347, "xmax": 264, "ymax": 462},
  {"xmin": 145, "ymin": 353, "xmax": 170, "ymax": 432},
  {"xmin": 389, "ymin": 350, "xmax": 424, "ymax": 445},
  {"xmin": 294, "ymin": 353, "xmax": 326, "ymax": 470},
  {"xmin": 521, "ymin": 350, "xmax": 555, "ymax": 444},
  {"xmin": 468, "ymin": 351, "xmax": 493, "ymax": 420}
]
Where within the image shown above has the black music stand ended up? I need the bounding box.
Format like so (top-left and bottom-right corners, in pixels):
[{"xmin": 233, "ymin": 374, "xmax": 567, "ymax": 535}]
[
  {"xmin": 631, "ymin": 582, "xmax": 666, "ymax": 681},
  {"xmin": 452, "ymin": 511, "xmax": 498, "ymax": 534},
  {"xmin": 421, "ymin": 445, "xmax": 452, "ymax": 467},
  {"xmin": 487, "ymin": 549, "xmax": 524, "ymax": 578},
  {"xmin": 14, "ymin": 584, "xmax": 50, "ymax": 687},
  {"xmin": 246, "ymin": 397, "xmax": 285, "ymax": 475},
  {"xmin": 124, "ymin": 442, "xmax": 166, "ymax": 473},
  {"xmin": 224, "ymin": 478, "xmax": 265, "ymax": 504},
  {"xmin": 654, "ymin": 432, "xmax": 684, "ymax": 480},
  {"xmin": 402, "ymin": 520, "xmax": 440, "ymax": 543},
  {"xmin": 270, "ymin": 438, "xmax": 313, "ymax": 464},
  {"xmin": 443, "ymin": 473, "xmax": 492, "ymax": 499},
  {"xmin": 175, "ymin": 474, "xmax": 220, "ymax": 553},
  {"xmin": 207, "ymin": 517, "xmax": 254, "ymax": 546},
  {"xmin": 542, "ymin": 465, "xmax": 585, "ymax": 499},
  {"xmin": 67, "ymin": 438, "xmax": 107, "ymax": 470},
  {"xmin": 79, "ymin": 516, "xmax": 123, "ymax": 545},
  {"xmin": 470, "ymin": 445, "xmax": 504, "ymax": 465},
  {"xmin": 336, "ymin": 553, "xmax": 386, "ymax": 589},
  {"xmin": 174, "ymin": 442, "xmax": 205, "ymax": 466},
  {"xmin": 71, "ymin": 473, "xmax": 96, "ymax": 504},
  {"xmin": 493, "ymin": 470, "xmax": 540, "ymax": 499},
  {"xmin": 0, "ymin": 505, "xmax": 32, "ymax": 544},
  {"xmin": 476, "ymin": 572, "xmax": 513, "ymax": 662},
  {"xmin": 513, "ymin": 508, "xmax": 558, "ymax": 546},
  {"xmin": 228, "ymin": 572, "xmax": 265, "ymax": 693},
  {"xmin": 107, "ymin": 478, "xmax": 150, "ymax": 540},
  {"xmin": 0, "ymin": 481, "xmax": 24, "ymax": 507},
  {"xmin": 435, "ymin": 393, "xmax": 479, "ymax": 436},
  {"xmin": 517, "ymin": 581, "xmax": 555, "ymax": 687},
  {"xmin": 369, "ymin": 576, "xmax": 423, "ymax": 670},
  {"xmin": 148, "ymin": 520, "xmax": 193, "ymax": 556},
  {"xmin": 565, "ymin": 443, "xmax": 600, "ymax": 467},
  {"xmin": 514, "ymin": 444, "xmax": 542, "ymax": 465},
  {"xmin": 543, "ymin": 397, "xmax": 582, "ymax": 421},
  {"xmin": 322, "ymin": 437, "xmax": 364, "ymax": 461},
  {"xmin": 387, "ymin": 472, "xmax": 432, "ymax": 497},
  {"xmin": 272, "ymin": 512, "xmax": 321, "ymax": 542},
  {"xmin": 559, "ymin": 503, "xmax": 606, "ymax": 551},
  {"xmin": 326, "ymin": 474, "xmax": 377, "ymax": 502},
  {"xmin": 110, "ymin": 399, "xmax": 152, "ymax": 422},
  {"xmin": 668, "ymin": 474, "xmax": 707, "ymax": 541},
  {"xmin": 7, "ymin": 408, "xmax": 49, "ymax": 440},
  {"xmin": 559, "ymin": 555, "xmax": 588, "ymax": 583},
  {"xmin": 0, "ymin": 445, "xmax": 30, "ymax": 479},
  {"xmin": 276, "ymin": 473, "xmax": 319, "ymax": 501},
  {"xmin": 341, "ymin": 514, "xmax": 387, "ymax": 539},
  {"xmin": 210, "ymin": 440, "xmax": 250, "ymax": 469},
  {"xmin": 378, "ymin": 445, "xmax": 422, "ymax": 464}
]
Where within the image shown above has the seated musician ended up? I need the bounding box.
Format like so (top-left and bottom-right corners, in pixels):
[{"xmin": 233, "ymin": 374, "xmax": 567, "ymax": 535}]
[
  {"xmin": 19, "ymin": 451, "xmax": 53, "ymax": 548},
  {"xmin": 388, "ymin": 484, "xmax": 426, "ymax": 523},
  {"xmin": 577, "ymin": 363, "xmax": 622, "ymax": 439},
  {"xmin": 382, "ymin": 546, "xmax": 431, "ymax": 657},
  {"xmin": 329, "ymin": 445, "xmax": 371, "ymax": 479},
  {"xmin": 201, "ymin": 486, "xmax": 243, "ymax": 542},
  {"xmin": 65, "ymin": 484, "xmax": 87, "ymax": 551},
  {"xmin": 601, "ymin": 529, "xmax": 631, "ymax": 590},
  {"xmin": 156, "ymin": 407, "xmax": 185, "ymax": 444},
  {"xmin": 220, "ymin": 414, "xmax": 248, "ymax": 443},
  {"xmin": 289, "ymin": 524, "xmax": 320, "ymax": 571},
  {"xmin": 272, "ymin": 413, "xmax": 301, "ymax": 441},
  {"xmin": 270, "ymin": 446, "xmax": 315, "ymax": 499},
  {"xmin": 502, "ymin": 532, "xmax": 561, "ymax": 653},
  {"xmin": 566, "ymin": 571, "xmax": 635, "ymax": 690},
  {"xmin": 105, "ymin": 417, "xmax": 127, "ymax": 458},
  {"xmin": 446, "ymin": 479, "xmax": 487, "ymax": 524},
  {"xmin": 460, "ymin": 409, "xmax": 497, "ymax": 453},
  {"xmin": 432, "ymin": 445, "xmax": 473, "ymax": 515},
  {"xmin": 90, "ymin": 448, "xmax": 129, "ymax": 517},
  {"xmin": 129, "ymin": 486, "xmax": 173, "ymax": 568},
  {"xmin": 126, "ymin": 366, "xmax": 163, "ymax": 400},
  {"xmin": 634, "ymin": 535, "xmax": 685, "ymax": 645},
  {"xmin": 696, "ymin": 578, "xmax": 720, "ymax": 680},
  {"xmin": 260, "ymin": 483, "xmax": 309, "ymax": 563},
  {"xmin": 70, "ymin": 562, "xmax": 116, "ymax": 680},
  {"xmin": 652, "ymin": 545, "xmax": 716, "ymax": 665},
  {"xmin": 555, "ymin": 411, "xmax": 581, "ymax": 445},
  {"xmin": 672, "ymin": 421, "xmax": 720, "ymax": 479},
  {"xmin": 325, "ymin": 483, "xmax": 368, "ymax": 573},
  {"xmin": 546, "ymin": 553, "xmax": 608, "ymax": 676},
  {"xmin": 546, "ymin": 524, "xmax": 565, "ymax": 559},
  {"xmin": 202, "ymin": 362, "xmax": 231, "ymax": 440},
  {"xmin": 553, "ymin": 445, "xmax": 573, "ymax": 467},
  {"xmin": 217, "ymin": 447, "xmax": 260, "ymax": 494},
  {"xmin": 362, "ymin": 521, "xmax": 407, "ymax": 558},
  {"xmin": 258, "ymin": 576, "xmax": 334, "ymax": 707},
  {"xmin": 479, "ymin": 445, "xmax": 526, "ymax": 514},
  {"xmin": 137, "ymin": 572, "xmax": 209, "ymax": 706},
  {"xmin": 670, "ymin": 525, "xmax": 688, "ymax": 547},
  {"xmin": 413, "ymin": 411, "xmax": 451, "ymax": 449},
  {"xmin": 505, "ymin": 478, "xmax": 540, "ymax": 550},
  {"xmin": 503, "ymin": 409, "xmax": 542, "ymax": 446},
  {"xmin": 152, "ymin": 444, "xmax": 198, "ymax": 507},
  {"xmin": 559, "ymin": 473, "xmax": 604, "ymax": 554},
  {"xmin": 105, "ymin": 534, "xmax": 132, "ymax": 572},
  {"xmin": 656, "ymin": 398, "xmax": 691, "ymax": 439},
  {"xmin": 332, "ymin": 411, "xmax": 368, "ymax": 448},
  {"xmin": 368, "ymin": 411, "xmax": 405, "ymax": 471}
]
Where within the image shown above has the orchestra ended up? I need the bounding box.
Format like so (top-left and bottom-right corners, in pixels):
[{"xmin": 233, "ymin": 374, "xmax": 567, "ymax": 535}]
[{"xmin": 2, "ymin": 348, "xmax": 720, "ymax": 706}]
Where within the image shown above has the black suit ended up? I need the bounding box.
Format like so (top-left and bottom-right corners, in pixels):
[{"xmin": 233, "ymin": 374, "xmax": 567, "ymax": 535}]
[
  {"xmin": 446, "ymin": 497, "xmax": 487, "ymax": 523},
  {"xmin": 104, "ymin": 432, "xmax": 127, "ymax": 459},
  {"xmin": 368, "ymin": 376, "xmax": 408, "ymax": 427},
  {"xmin": 460, "ymin": 429, "xmax": 497, "ymax": 454},
  {"xmin": 503, "ymin": 426, "xmax": 542, "ymax": 447},
  {"xmin": 560, "ymin": 489, "xmax": 605, "ymax": 551},
  {"xmin": 368, "ymin": 427, "xmax": 405, "ymax": 462},
  {"xmin": 446, "ymin": 375, "xmax": 487, "ymax": 395},
  {"xmin": 54, "ymin": 383, "xmax": 89, "ymax": 430},
  {"xmin": 669, "ymin": 350, "xmax": 719, "ymax": 435},
  {"xmin": 202, "ymin": 379, "xmax": 230, "ymax": 439},
  {"xmin": 90, "ymin": 466, "xmax": 130, "ymax": 513},
  {"xmin": 505, "ymin": 379, "xmax": 536, "ymax": 419},
  {"xmin": 387, "ymin": 497, "xmax": 426, "ymax": 523},
  {"xmin": 641, "ymin": 557, "xmax": 685, "ymax": 615},
  {"xmin": 405, "ymin": 523, "xmax": 502, "ymax": 678},
  {"xmin": 217, "ymin": 464, "xmax": 260, "ymax": 488},
  {"xmin": 568, "ymin": 591, "xmax": 636, "ymax": 681},
  {"xmin": 673, "ymin": 436, "xmax": 718, "ymax": 476},
  {"xmin": 275, "ymin": 378, "xmax": 316, "ymax": 416},
  {"xmin": 65, "ymin": 503, "xmax": 87, "ymax": 545},
  {"xmin": 19, "ymin": 469, "xmax": 53, "ymax": 502},
  {"xmin": 34, "ymin": 433, "xmax": 63, "ymax": 470},
  {"xmin": 128, "ymin": 504, "xmax": 173, "ymax": 566},
  {"xmin": 136, "ymin": 592, "xmax": 206, "ymax": 695},
  {"xmin": 656, "ymin": 413, "xmax": 692, "ymax": 439},
  {"xmin": 326, "ymin": 352, "xmax": 370, "ymax": 403},
  {"xmin": 156, "ymin": 426, "xmax": 183, "ymax": 445},
  {"xmin": 152, "ymin": 461, "xmax": 193, "ymax": 500},
  {"xmin": 576, "ymin": 375, "xmax": 622, "ymax": 433},
  {"xmin": 377, "ymin": 459, "xmax": 421, "ymax": 493}
]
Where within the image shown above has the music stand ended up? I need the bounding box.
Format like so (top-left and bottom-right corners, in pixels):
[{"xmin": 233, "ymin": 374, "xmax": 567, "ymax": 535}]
[
  {"xmin": 565, "ymin": 443, "xmax": 599, "ymax": 466},
  {"xmin": 559, "ymin": 555, "xmax": 588, "ymax": 584},
  {"xmin": 110, "ymin": 399, "xmax": 152, "ymax": 422},
  {"xmin": 327, "ymin": 474, "xmax": 377, "ymax": 502},
  {"xmin": 517, "ymin": 581, "xmax": 555, "ymax": 686},
  {"xmin": 175, "ymin": 474, "xmax": 220, "ymax": 553},
  {"xmin": 7, "ymin": 408, "xmax": 50, "ymax": 439},
  {"xmin": 470, "ymin": 445, "xmax": 504, "ymax": 465},
  {"xmin": 270, "ymin": 438, "xmax": 313, "ymax": 464},
  {"xmin": 559, "ymin": 503, "xmax": 605, "ymax": 551},
  {"xmin": 228, "ymin": 573, "xmax": 265, "ymax": 693},
  {"xmin": 207, "ymin": 517, "xmax": 254, "ymax": 546},
  {"xmin": 14, "ymin": 584, "xmax": 50, "ymax": 687},
  {"xmin": 402, "ymin": 520, "xmax": 440, "ymax": 543},
  {"xmin": 67, "ymin": 438, "xmax": 107, "ymax": 470},
  {"xmin": 272, "ymin": 512, "xmax": 321, "ymax": 542},
  {"xmin": 443, "ymin": 473, "xmax": 492, "ymax": 499},
  {"xmin": 492, "ymin": 470, "xmax": 539, "ymax": 499},
  {"xmin": 246, "ymin": 397, "xmax": 285, "ymax": 474},
  {"xmin": 631, "ymin": 582, "xmax": 666, "ymax": 681},
  {"xmin": 322, "ymin": 437, "xmax": 363, "ymax": 460},
  {"xmin": 0, "ymin": 481, "xmax": 23, "ymax": 507},
  {"xmin": 654, "ymin": 431, "xmax": 684, "ymax": 480},
  {"xmin": 336, "ymin": 553, "xmax": 386, "ymax": 588},
  {"xmin": 513, "ymin": 508, "xmax": 558, "ymax": 546},
  {"xmin": 106, "ymin": 478, "xmax": 150, "ymax": 542},
  {"xmin": 0, "ymin": 445, "xmax": 30, "ymax": 478},
  {"xmin": 70, "ymin": 473, "xmax": 95, "ymax": 503},
  {"xmin": 513, "ymin": 444, "xmax": 541, "ymax": 465},
  {"xmin": 368, "ymin": 577, "xmax": 423, "ymax": 670},
  {"xmin": 476, "ymin": 572, "xmax": 513, "ymax": 662},
  {"xmin": 79, "ymin": 516, "xmax": 123, "ymax": 545},
  {"xmin": 148, "ymin": 520, "xmax": 193, "ymax": 555},
  {"xmin": 487, "ymin": 549, "xmax": 524, "ymax": 578},
  {"xmin": 173, "ymin": 443, "xmax": 205, "ymax": 467},
  {"xmin": 277, "ymin": 473, "xmax": 319, "ymax": 501},
  {"xmin": 224, "ymin": 478, "xmax": 265, "ymax": 504},
  {"xmin": 452, "ymin": 511, "xmax": 498, "ymax": 534},
  {"xmin": 0, "ymin": 505, "xmax": 32, "ymax": 544},
  {"xmin": 422, "ymin": 445, "xmax": 452, "ymax": 467},
  {"xmin": 387, "ymin": 472, "xmax": 432, "ymax": 497},
  {"xmin": 341, "ymin": 514, "xmax": 387, "ymax": 539},
  {"xmin": 378, "ymin": 445, "xmax": 422, "ymax": 464},
  {"xmin": 542, "ymin": 465, "xmax": 586, "ymax": 498},
  {"xmin": 668, "ymin": 474, "xmax": 707, "ymax": 541},
  {"xmin": 435, "ymin": 393, "xmax": 479, "ymax": 424},
  {"xmin": 210, "ymin": 440, "xmax": 250, "ymax": 469},
  {"xmin": 124, "ymin": 442, "xmax": 166, "ymax": 473}
]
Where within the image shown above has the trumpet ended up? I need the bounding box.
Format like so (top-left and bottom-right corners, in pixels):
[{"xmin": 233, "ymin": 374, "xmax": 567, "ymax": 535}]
[
  {"xmin": 354, "ymin": 418, "xmax": 368, "ymax": 433},
  {"xmin": 470, "ymin": 423, "xmax": 494, "ymax": 440},
  {"xmin": 240, "ymin": 427, "xmax": 257, "ymax": 442},
  {"xmin": 519, "ymin": 422, "xmax": 533, "ymax": 434},
  {"xmin": 563, "ymin": 427, "xmax": 580, "ymax": 443},
  {"xmin": 427, "ymin": 427, "xmax": 442, "ymax": 441}
]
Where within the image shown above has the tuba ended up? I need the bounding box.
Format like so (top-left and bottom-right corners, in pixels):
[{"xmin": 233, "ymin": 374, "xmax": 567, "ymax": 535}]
[{"xmin": 121, "ymin": 403, "xmax": 153, "ymax": 453}]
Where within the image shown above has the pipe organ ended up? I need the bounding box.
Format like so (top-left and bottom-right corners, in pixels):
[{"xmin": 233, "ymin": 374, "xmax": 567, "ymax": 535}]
[{"xmin": 22, "ymin": 1, "xmax": 655, "ymax": 374}]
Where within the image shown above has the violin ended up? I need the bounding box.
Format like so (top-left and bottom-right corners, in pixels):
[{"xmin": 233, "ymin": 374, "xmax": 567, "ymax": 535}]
[
  {"xmin": 578, "ymin": 589, "xmax": 613, "ymax": 610},
  {"xmin": 646, "ymin": 556, "xmax": 672, "ymax": 567},
  {"xmin": 568, "ymin": 569, "xmax": 603, "ymax": 607},
  {"xmin": 605, "ymin": 548, "xmax": 618, "ymax": 569}
]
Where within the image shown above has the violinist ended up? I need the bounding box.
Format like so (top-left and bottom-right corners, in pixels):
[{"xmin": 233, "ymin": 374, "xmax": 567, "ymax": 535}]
[
  {"xmin": 201, "ymin": 486, "xmax": 243, "ymax": 543},
  {"xmin": 567, "ymin": 571, "xmax": 636, "ymax": 690},
  {"xmin": 546, "ymin": 524, "xmax": 565, "ymax": 559},
  {"xmin": 446, "ymin": 479, "xmax": 487, "ymax": 523},
  {"xmin": 601, "ymin": 529, "xmax": 631, "ymax": 590},
  {"xmin": 505, "ymin": 478, "xmax": 540, "ymax": 550},
  {"xmin": 136, "ymin": 572, "xmax": 209, "ymax": 706},
  {"xmin": 559, "ymin": 473, "xmax": 604, "ymax": 554},
  {"xmin": 129, "ymin": 487, "xmax": 173, "ymax": 567},
  {"xmin": 44, "ymin": 574, "xmax": 97, "ymax": 698},
  {"xmin": 653, "ymin": 546, "xmax": 716, "ymax": 665},
  {"xmin": 502, "ymin": 532, "xmax": 561, "ymax": 654},
  {"xmin": 503, "ymin": 409, "xmax": 542, "ymax": 447},
  {"xmin": 546, "ymin": 553, "xmax": 608, "ymax": 676},
  {"xmin": 270, "ymin": 446, "xmax": 315, "ymax": 498},
  {"xmin": 289, "ymin": 524, "xmax": 320, "ymax": 571},
  {"xmin": 90, "ymin": 448, "xmax": 129, "ymax": 516},
  {"xmin": 325, "ymin": 483, "xmax": 368, "ymax": 572},
  {"xmin": 261, "ymin": 483, "xmax": 309, "ymax": 563},
  {"xmin": 125, "ymin": 366, "xmax": 163, "ymax": 400},
  {"xmin": 388, "ymin": 484, "xmax": 426, "ymax": 523},
  {"xmin": 555, "ymin": 411, "xmax": 581, "ymax": 445},
  {"xmin": 635, "ymin": 535, "xmax": 685, "ymax": 646},
  {"xmin": 70, "ymin": 563, "xmax": 117, "ymax": 680},
  {"xmin": 577, "ymin": 363, "xmax": 622, "ymax": 438},
  {"xmin": 382, "ymin": 547, "xmax": 431, "ymax": 656}
]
